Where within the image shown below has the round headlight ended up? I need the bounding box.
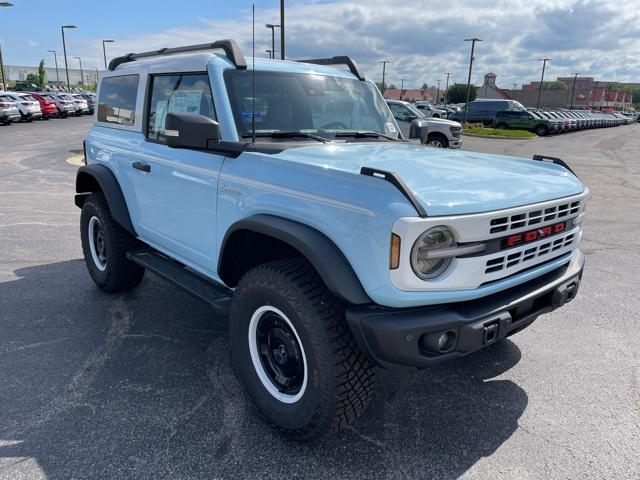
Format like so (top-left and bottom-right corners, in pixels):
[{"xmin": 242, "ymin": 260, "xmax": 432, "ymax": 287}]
[{"xmin": 410, "ymin": 226, "xmax": 456, "ymax": 279}]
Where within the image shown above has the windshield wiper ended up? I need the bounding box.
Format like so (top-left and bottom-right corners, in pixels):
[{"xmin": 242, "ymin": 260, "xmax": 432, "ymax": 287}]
[
  {"xmin": 333, "ymin": 131, "xmax": 401, "ymax": 142},
  {"xmin": 241, "ymin": 131, "xmax": 328, "ymax": 143}
]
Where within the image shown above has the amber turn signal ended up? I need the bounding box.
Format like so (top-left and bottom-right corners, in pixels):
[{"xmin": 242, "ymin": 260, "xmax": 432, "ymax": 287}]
[{"xmin": 390, "ymin": 234, "xmax": 401, "ymax": 270}]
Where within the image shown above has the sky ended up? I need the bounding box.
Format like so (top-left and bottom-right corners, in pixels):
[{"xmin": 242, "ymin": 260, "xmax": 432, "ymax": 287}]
[{"xmin": 1, "ymin": 0, "xmax": 639, "ymax": 89}]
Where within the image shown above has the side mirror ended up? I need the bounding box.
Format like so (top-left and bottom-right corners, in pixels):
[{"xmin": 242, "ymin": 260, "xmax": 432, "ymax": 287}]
[{"xmin": 164, "ymin": 112, "xmax": 221, "ymax": 149}]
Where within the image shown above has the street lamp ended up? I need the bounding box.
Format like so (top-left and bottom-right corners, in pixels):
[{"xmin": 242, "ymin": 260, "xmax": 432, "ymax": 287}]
[
  {"xmin": 265, "ymin": 24, "xmax": 280, "ymax": 60},
  {"xmin": 436, "ymin": 80, "xmax": 441, "ymax": 104},
  {"xmin": 0, "ymin": 1, "xmax": 14, "ymax": 90},
  {"xmin": 463, "ymin": 37, "xmax": 482, "ymax": 123},
  {"xmin": 102, "ymin": 39, "xmax": 114, "ymax": 69},
  {"xmin": 73, "ymin": 56, "xmax": 84, "ymax": 89},
  {"xmin": 61, "ymin": 24, "xmax": 77, "ymax": 90},
  {"xmin": 400, "ymin": 78, "xmax": 405, "ymax": 100},
  {"xmin": 536, "ymin": 58, "xmax": 551, "ymax": 109},
  {"xmin": 47, "ymin": 49, "xmax": 60, "ymax": 86},
  {"xmin": 265, "ymin": 49, "xmax": 273, "ymax": 59}
]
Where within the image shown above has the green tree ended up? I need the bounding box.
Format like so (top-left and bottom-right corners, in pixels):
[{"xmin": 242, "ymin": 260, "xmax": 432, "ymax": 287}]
[
  {"xmin": 421, "ymin": 83, "xmax": 428, "ymax": 91},
  {"xmin": 541, "ymin": 81, "xmax": 567, "ymax": 90},
  {"xmin": 446, "ymin": 83, "xmax": 476, "ymax": 104},
  {"xmin": 37, "ymin": 59, "xmax": 46, "ymax": 88},
  {"xmin": 25, "ymin": 73, "xmax": 39, "ymax": 84},
  {"xmin": 387, "ymin": 83, "xmax": 397, "ymax": 90}
]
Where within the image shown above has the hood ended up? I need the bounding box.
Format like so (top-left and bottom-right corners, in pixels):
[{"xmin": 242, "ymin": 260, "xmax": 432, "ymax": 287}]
[
  {"xmin": 271, "ymin": 142, "xmax": 584, "ymax": 216},
  {"xmin": 422, "ymin": 117, "xmax": 461, "ymax": 127}
]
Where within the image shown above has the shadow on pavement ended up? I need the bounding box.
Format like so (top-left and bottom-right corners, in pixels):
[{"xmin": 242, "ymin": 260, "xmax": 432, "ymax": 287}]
[{"xmin": 0, "ymin": 260, "xmax": 527, "ymax": 479}]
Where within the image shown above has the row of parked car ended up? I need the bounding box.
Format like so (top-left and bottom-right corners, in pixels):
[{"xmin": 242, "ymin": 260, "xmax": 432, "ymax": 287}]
[
  {"xmin": 0, "ymin": 91, "xmax": 95, "ymax": 124},
  {"xmin": 493, "ymin": 108, "xmax": 636, "ymax": 136}
]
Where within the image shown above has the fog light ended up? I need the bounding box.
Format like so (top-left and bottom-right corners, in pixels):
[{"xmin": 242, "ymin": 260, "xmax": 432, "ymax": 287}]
[{"xmin": 420, "ymin": 330, "xmax": 457, "ymax": 354}]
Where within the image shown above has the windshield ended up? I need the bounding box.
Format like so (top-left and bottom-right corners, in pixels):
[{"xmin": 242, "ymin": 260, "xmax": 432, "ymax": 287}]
[{"xmin": 224, "ymin": 70, "xmax": 399, "ymax": 140}]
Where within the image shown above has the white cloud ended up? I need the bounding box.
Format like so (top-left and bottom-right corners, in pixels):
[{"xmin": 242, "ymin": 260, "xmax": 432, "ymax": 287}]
[
  {"xmin": 70, "ymin": 0, "xmax": 640, "ymax": 87},
  {"xmin": 27, "ymin": 40, "xmax": 39, "ymax": 48}
]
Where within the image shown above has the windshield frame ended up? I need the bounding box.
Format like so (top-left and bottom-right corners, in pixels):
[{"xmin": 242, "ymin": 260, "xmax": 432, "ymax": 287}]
[{"xmin": 223, "ymin": 69, "xmax": 401, "ymax": 142}]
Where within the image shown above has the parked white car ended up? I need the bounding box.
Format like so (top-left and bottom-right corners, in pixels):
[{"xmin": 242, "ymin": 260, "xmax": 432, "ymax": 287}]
[
  {"xmin": 386, "ymin": 99, "xmax": 462, "ymax": 148},
  {"xmin": 4, "ymin": 92, "xmax": 42, "ymax": 122},
  {"xmin": 413, "ymin": 101, "xmax": 448, "ymax": 118},
  {"xmin": 0, "ymin": 92, "xmax": 22, "ymax": 125}
]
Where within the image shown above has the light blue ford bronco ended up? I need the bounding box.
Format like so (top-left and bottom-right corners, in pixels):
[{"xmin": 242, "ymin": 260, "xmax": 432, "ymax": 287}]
[{"xmin": 75, "ymin": 40, "xmax": 587, "ymax": 439}]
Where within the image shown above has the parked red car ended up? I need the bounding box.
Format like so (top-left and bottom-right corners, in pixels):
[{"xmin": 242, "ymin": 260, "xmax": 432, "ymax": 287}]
[{"xmin": 29, "ymin": 92, "xmax": 59, "ymax": 119}]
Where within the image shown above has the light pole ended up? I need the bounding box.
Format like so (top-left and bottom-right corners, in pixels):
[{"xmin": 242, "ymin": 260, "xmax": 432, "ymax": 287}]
[
  {"xmin": 569, "ymin": 72, "xmax": 580, "ymax": 109},
  {"xmin": 536, "ymin": 58, "xmax": 550, "ymax": 109},
  {"xmin": 379, "ymin": 60, "xmax": 388, "ymax": 94},
  {"xmin": 265, "ymin": 24, "xmax": 280, "ymax": 60},
  {"xmin": 47, "ymin": 50, "xmax": 60, "ymax": 86},
  {"xmin": 0, "ymin": 2, "xmax": 13, "ymax": 90},
  {"xmin": 61, "ymin": 24, "xmax": 77, "ymax": 90},
  {"xmin": 443, "ymin": 72, "xmax": 451, "ymax": 108},
  {"xmin": 102, "ymin": 39, "xmax": 114, "ymax": 69},
  {"xmin": 279, "ymin": 0, "xmax": 285, "ymax": 60},
  {"xmin": 512, "ymin": 83, "xmax": 517, "ymax": 100},
  {"xmin": 400, "ymin": 79, "xmax": 406, "ymax": 100},
  {"xmin": 591, "ymin": 80, "xmax": 598, "ymax": 109},
  {"xmin": 265, "ymin": 49, "xmax": 273, "ymax": 59},
  {"xmin": 463, "ymin": 37, "xmax": 482, "ymax": 123},
  {"xmin": 74, "ymin": 56, "xmax": 84, "ymax": 90},
  {"xmin": 436, "ymin": 80, "xmax": 441, "ymax": 104}
]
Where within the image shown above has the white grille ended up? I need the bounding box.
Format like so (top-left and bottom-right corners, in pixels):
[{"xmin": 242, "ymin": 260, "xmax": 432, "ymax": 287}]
[
  {"xmin": 489, "ymin": 200, "xmax": 581, "ymax": 234},
  {"xmin": 485, "ymin": 231, "xmax": 576, "ymax": 274}
]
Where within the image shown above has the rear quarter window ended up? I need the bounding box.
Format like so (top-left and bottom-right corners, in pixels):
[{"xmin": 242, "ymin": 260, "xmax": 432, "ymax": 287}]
[{"xmin": 97, "ymin": 74, "xmax": 140, "ymax": 126}]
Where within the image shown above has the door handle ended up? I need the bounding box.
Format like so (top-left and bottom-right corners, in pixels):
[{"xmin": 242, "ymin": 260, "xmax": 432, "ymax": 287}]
[{"xmin": 132, "ymin": 161, "xmax": 151, "ymax": 172}]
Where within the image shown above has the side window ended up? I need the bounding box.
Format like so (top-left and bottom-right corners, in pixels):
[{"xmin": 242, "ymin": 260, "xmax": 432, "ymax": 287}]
[
  {"xmin": 97, "ymin": 74, "xmax": 139, "ymax": 126},
  {"xmin": 388, "ymin": 103, "xmax": 412, "ymax": 122},
  {"xmin": 147, "ymin": 73, "xmax": 215, "ymax": 143}
]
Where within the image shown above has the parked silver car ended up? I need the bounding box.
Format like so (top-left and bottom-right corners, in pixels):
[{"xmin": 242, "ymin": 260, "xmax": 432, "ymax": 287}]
[
  {"xmin": 4, "ymin": 92, "xmax": 42, "ymax": 122},
  {"xmin": 387, "ymin": 99, "xmax": 462, "ymax": 148},
  {"xmin": 48, "ymin": 93, "xmax": 76, "ymax": 118},
  {"xmin": 413, "ymin": 101, "xmax": 448, "ymax": 118},
  {"xmin": 68, "ymin": 94, "xmax": 90, "ymax": 116},
  {"xmin": 0, "ymin": 93, "xmax": 21, "ymax": 125}
]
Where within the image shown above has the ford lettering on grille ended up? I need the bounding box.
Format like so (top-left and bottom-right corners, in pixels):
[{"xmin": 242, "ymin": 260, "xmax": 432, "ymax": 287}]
[{"xmin": 502, "ymin": 222, "xmax": 566, "ymax": 248}]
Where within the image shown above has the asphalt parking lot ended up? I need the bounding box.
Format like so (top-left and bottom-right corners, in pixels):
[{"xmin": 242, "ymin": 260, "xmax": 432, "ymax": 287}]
[{"xmin": 1, "ymin": 117, "xmax": 639, "ymax": 480}]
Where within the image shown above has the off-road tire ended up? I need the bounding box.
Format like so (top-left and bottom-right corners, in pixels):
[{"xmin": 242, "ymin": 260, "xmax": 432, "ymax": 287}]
[
  {"xmin": 230, "ymin": 258, "xmax": 375, "ymax": 440},
  {"xmin": 80, "ymin": 192, "xmax": 144, "ymax": 292}
]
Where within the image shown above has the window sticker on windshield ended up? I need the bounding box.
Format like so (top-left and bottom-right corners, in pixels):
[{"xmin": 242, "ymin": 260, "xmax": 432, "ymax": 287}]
[
  {"xmin": 386, "ymin": 122, "xmax": 397, "ymax": 133},
  {"xmin": 168, "ymin": 91, "xmax": 203, "ymax": 114}
]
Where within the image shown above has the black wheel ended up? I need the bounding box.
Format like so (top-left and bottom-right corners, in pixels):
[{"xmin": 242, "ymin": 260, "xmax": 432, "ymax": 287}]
[
  {"xmin": 425, "ymin": 134, "xmax": 449, "ymax": 148},
  {"xmin": 230, "ymin": 258, "xmax": 375, "ymax": 440},
  {"xmin": 80, "ymin": 192, "xmax": 144, "ymax": 293},
  {"xmin": 535, "ymin": 125, "xmax": 548, "ymax": 136},
  {"xmin": 495, "ymin": 123, "xmax": 509, "ymax": 130}
]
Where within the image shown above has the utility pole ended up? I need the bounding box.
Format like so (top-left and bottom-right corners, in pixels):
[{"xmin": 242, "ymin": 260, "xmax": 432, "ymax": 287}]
[
  {"xmin": 463, "ymin": 37, "xmax": 482, "ymax": 123},
  {"xmin": 569, "ymin": 72, "xmax": 579, "ymax": 109},
  {"xmin": 279, "ymin": 0, "xmax": 285, "ymax": 60},
  {"xmin": 47, "ymin": 50, "xmax": 60, "ymax": 86},
  {"xmin": 443, "ymin": 72, "xmax": 451, "ymax": 108},
  {"xmin": 591, "ymin": 81, "xmax": 598, "ymax": 109},
  {"xmin": 436, "ymin": 80, "xmax": 441, "ymax": 104},
  {"xmin": 400, "ymin": 78, "xmax": 405, "ymax": 100},
  {"xmin": 61, "ymin": 25, "xmax": 77, "ymax": 90},
  {"xmin": 512, "ymin": 83, "xmax": 517, "ymax": 99},
  {"xmin": 102, "ymin": 40, "xmax": 114, "ymax": 69},
  {"xmin": 0, "ymin": 44, "xmax": 6, "ymax": 90},
  {"xmin": 536, "ymin": 58, "xmax": 550, "ymax": 109},
  {"xmin": 0, "ymin": 2, "xmax": 13, "ymax": 90},
  {"xmin": 74, "ymin": 56, "xmax": 84, "ymax": 90},
  {"xmin": 265, "ymin": 24, "xmax": 280, "ymax": 60},
  {"xmin": 379, "ymin": 60, "xmax": 389, "ymax": 94}
]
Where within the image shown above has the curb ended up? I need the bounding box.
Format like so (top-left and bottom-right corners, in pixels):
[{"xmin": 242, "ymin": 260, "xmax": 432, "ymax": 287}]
[{"xmin": 462, "ymin": 132, "xmax": 539, "ymax": 140}]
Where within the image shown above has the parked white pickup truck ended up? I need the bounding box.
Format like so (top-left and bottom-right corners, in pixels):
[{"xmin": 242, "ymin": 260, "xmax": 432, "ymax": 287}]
[{"xmin": 386, "ymin": 99, "xmax": 462, "ymax": 148}]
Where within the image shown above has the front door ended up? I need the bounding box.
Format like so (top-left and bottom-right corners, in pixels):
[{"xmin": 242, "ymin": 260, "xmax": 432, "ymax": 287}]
[{"xmin": 127, "ymin": 72, "xmax": 223, "ymax": 274}]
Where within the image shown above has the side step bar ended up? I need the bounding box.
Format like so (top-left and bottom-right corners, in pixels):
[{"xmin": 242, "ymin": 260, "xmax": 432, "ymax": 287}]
[{"xmin": 127, "ymin": 248, "xmax": 232, "ymax": 314}]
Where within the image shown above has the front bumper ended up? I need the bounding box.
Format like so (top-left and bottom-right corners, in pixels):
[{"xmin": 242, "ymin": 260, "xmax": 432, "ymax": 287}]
[{"xmin": 347, "ymin": 250, "xmax": 584, "ymax": 369}]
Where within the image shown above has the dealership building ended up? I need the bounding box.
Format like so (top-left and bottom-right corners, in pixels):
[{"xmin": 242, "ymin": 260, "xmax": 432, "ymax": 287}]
[{"xmin": 1, "ymin": 64, "xmax": 98, "ymax": 87}]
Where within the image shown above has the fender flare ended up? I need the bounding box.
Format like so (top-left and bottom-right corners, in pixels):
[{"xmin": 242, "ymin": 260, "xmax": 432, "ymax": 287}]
[
  {"xmin": 75, "ymin": 164, "xmax": 137, "ymax": 236},
  {"xmin": 219, "ymin": 214, "xmax": 371, "ymax": 305}
]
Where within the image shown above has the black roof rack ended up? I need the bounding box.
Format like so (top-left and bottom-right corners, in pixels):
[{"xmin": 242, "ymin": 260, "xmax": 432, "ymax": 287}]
[
  {"xmin": 108, "ymin": 39, "xmax": 247, "ymax": 71},
  {"xmin": 297, "ymin": 56, "xmax": 365, "ymax": 81}
]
